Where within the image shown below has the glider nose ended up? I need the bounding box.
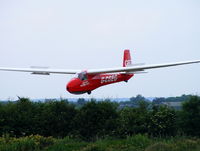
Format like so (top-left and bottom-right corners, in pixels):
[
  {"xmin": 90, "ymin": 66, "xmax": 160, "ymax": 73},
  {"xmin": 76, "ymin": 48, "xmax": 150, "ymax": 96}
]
[
  {"xmin": 66, "ymin": 82, "xmax": 73, "ymax": 93},
  {"xmin": 66, "ymin": 85, "xmax": 70, "ymax": 92},
  {"xmin": 66, "ymin": 78, "xmax": 81, "ymax": 93}
]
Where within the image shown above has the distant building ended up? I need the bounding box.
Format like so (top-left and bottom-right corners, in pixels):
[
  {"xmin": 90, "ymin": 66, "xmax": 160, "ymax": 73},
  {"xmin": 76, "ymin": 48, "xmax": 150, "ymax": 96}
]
[{"xmin": 161, "ymin": 102, "xmax": 182, "ymax": 110}]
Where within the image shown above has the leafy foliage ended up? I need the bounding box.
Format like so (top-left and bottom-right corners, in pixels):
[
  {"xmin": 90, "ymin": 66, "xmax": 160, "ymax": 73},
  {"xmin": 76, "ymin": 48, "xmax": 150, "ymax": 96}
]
[
  {"xmin": 148, "ymin": 106, "xmax": 177, "ymax": 137},
  {"xmin": 179, "ymin": 96, "xmax": 200, "ymax": 136},
  {"xmin": 74, "ymin": 101, "xmax": 118, "ymax": 140},
  {"xmin": 117, "ymin": 106, "xmax": 149, "ymax": 136},
  {"xmin": 0, "ymin": 95, "xmax": 200, "ymax": 140}
]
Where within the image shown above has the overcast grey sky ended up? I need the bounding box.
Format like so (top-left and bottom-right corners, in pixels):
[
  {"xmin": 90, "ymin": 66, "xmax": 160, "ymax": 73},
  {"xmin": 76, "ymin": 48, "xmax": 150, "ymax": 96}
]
[{"xmin": 0, "ymin": 0, "xmax": 200, "ymax": 100}]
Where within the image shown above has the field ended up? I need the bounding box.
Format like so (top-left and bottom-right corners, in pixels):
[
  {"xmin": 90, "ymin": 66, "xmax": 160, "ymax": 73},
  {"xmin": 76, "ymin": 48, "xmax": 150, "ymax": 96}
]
[
  {"xmin": 0, "ymin": 134, "xmax": 200, "ymax": 151},
  {"xmin": 0, "ymin": 96, "xmax": 200, "ymax": 150}
]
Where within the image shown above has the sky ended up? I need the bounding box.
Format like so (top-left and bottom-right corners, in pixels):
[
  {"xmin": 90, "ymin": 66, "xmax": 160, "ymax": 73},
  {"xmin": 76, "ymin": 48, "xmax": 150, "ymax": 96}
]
[{"xmin": 0, "ymin": 0, "xmax": 200, "ymax": 100}]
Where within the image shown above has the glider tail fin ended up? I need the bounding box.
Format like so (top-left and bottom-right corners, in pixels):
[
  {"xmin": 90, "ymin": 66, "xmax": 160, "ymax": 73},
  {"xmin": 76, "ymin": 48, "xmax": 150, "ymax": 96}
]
[{"xmin": 123, "ymin": 49, "xmax": 132, "ymax": 67}]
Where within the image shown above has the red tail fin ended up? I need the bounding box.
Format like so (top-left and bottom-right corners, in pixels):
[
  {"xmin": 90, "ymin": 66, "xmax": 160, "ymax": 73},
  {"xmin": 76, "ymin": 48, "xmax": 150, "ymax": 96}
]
[{"xmin": 123, "ymin": 49, "xmax": 132, "ymax": 67}]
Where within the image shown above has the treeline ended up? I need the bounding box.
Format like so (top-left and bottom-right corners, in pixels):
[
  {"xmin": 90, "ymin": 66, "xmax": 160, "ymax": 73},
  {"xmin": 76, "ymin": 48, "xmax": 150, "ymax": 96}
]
[
  {"xmin": 118, "ymin": 94, "xmax": 193, "ymax": 108},
  {"xmin": 0, "ymin": 96, "xmax": 200, "ymax": 140}
]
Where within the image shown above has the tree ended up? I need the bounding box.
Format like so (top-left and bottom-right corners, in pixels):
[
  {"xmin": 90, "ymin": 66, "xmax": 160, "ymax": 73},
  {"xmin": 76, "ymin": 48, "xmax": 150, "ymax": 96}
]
[
  {"xmin": 74, "ymin": 100, "xmax": 118, "ymax": 140},
  {"xmin": 38, "ymin": 100, "xmax": 77, "ymax": 137},
  {"xmin": 0, "ymin": 98, "xmax": 38, "ymax": 137},
  {"xmin": 148, "ymin": 105, "xmax": 177, "ymax": 137},
  {"xmin": 0, "ymin": 101, "xmax": 17, "ymax": 136},
  {"xmin": 117, "ymin": 103, "xmax": 149, "ymax": 137},
  {"xmin": 179, "ymin": 96, "xmax": 200, "ymax": 136}
]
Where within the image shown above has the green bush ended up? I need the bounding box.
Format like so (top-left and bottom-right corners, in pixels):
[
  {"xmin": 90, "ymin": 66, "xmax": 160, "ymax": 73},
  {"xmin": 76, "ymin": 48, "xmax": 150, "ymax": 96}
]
[
  {"xmin": 148, "ymin": 106, "xmax": 177, "ymax": 137},
  {"xmin": 180, "ymin": 96, "xmax": 200, "ymax": 136},
  {"xmin": 0, "ymin": 135, "xmax": 55, "ymax": 151},
  {"xmin": 74, "ymin": 101, "xmax": 118, "ymax": 140},
  {"xmin": 127, "ymin": 134, "xmax": 151, "ymax": 149}
]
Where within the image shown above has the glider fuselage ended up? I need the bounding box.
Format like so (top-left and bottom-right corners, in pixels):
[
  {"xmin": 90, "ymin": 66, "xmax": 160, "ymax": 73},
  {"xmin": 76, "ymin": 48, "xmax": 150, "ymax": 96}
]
[{"xmin": 66, "ymin": 72, "xmax": 133, "ymax": 94}]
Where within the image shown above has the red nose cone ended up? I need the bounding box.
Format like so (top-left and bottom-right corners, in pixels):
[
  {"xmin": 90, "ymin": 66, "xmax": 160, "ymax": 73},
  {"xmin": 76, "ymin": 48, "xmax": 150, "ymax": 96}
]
[{"xmin": 66, "ymin": 78, "xmax": 81, "ymax": 93}]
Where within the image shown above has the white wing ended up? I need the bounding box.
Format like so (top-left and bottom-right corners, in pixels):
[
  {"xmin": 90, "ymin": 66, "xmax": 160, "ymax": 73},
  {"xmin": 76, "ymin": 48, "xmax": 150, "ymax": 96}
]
[
  {"xmin": 0, "ymin": 67, "xmax": 80, "ymax": 75},
  {"xmin": 87, "ymin": 60, "xmax": 200, "ymax": 74},
  {"xmin": 0, "ymin": 60, "xmax": 199, "ymax": 75}
]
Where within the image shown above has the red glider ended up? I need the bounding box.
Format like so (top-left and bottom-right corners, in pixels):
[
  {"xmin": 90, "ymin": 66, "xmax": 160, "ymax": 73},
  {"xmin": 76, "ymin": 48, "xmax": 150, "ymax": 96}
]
[{"xmin": 0, "ymin": 50, "xmax": 200, "ymax": 95}]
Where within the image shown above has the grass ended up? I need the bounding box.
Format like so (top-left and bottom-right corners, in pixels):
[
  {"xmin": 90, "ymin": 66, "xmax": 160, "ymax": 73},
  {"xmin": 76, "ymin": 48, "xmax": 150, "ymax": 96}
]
[{"xmin": 0, "ymin": 134, "xmax": 200, "ymax": 151}]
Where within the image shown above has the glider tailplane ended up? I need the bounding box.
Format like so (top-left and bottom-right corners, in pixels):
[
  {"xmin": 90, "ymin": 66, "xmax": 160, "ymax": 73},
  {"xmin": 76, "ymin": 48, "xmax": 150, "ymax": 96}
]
[{"xmin": 123, "ymin": 49, "xmax": 132, "ymax": 67}]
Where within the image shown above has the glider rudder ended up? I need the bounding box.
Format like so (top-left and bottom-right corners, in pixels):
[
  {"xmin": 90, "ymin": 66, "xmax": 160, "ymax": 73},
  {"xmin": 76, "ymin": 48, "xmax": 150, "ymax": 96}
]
[{"xmin": 123, "ymin": 49, "xmax": 132, "ymax": 67}]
